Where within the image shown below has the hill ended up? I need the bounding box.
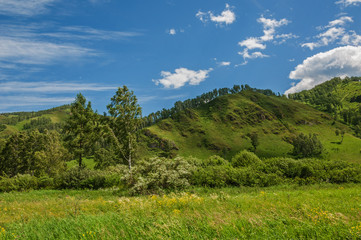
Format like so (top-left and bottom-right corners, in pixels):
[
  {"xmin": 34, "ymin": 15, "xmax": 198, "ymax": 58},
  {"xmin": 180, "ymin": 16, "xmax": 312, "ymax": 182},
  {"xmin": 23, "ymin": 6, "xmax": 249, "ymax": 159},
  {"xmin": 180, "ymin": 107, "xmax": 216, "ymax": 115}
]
[
  {"xmin": 143, "ymin": 90, "xmax": 361, "ymax": 162},
  {"xmin": 0, "ymin": 105, "xmax": 70, "ymax": 137},
  {"xmin": 288, "ymin": 77, "xmax": 361, "ymax": 137}
]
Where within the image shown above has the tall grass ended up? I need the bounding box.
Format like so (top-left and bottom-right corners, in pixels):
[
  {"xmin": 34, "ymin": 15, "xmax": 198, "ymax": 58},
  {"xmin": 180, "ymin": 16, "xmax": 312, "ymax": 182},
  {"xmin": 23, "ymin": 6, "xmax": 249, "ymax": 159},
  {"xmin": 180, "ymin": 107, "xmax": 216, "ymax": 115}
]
[{"xmin": 0, "ymin": 184, "xmax": 360, "ymax": 239}]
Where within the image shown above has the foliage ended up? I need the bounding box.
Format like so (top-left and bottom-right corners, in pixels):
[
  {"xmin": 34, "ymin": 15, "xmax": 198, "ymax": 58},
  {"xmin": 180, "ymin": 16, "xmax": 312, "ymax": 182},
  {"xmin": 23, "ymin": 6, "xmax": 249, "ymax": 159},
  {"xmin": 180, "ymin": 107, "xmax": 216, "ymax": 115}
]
[
  {"xmin": 291, "ymin": 133, "xmax": 323, "ymax": 158},
  {"xmin": 56, "ymin": 167, "xmax": 122, "ymax": 190},
  {"xmin": 123, "ymin": 157, "xmax": 194, "ymax": 194},
  {"xmin": 0, "ymin": 130, "xmax": 69, "ymax": 178},
  {"xmin": 249, "ymin": 132, "xmax": 259, "ymax": 151},
  {"xmin": 231, "ymin": 150, "xmax": 262, "ymax": 167},
  {"xmin": 63, "ymin": 93, "xmax": 96, "ymax": 167},
  {"xmin": 107, "ymin": 86, "xmax": 142, "ymax": 171},
  {"xmin": 143, "ymin": 85, "xmax": 276, "ymax": 127}
]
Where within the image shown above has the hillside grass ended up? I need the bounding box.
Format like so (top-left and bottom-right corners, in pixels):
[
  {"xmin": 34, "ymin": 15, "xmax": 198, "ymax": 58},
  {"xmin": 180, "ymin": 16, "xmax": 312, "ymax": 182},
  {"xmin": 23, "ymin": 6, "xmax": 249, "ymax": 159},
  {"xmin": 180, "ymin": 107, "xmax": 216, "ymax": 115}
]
[
  {"xmin": 0, "ymin": 184, "xmax": 361, "ymax": 239},
  {"xmin": 146, "ymin": 91, "xmax": 361, "ymax": 162}
]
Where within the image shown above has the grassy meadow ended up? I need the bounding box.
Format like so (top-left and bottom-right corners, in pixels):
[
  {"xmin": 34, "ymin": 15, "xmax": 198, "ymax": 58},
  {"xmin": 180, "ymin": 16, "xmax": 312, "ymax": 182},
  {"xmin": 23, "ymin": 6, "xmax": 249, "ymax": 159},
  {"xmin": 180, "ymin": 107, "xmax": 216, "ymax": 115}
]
[{"xmin": 0, "ymin": 184, "xmax": 361, "ymax": 239}]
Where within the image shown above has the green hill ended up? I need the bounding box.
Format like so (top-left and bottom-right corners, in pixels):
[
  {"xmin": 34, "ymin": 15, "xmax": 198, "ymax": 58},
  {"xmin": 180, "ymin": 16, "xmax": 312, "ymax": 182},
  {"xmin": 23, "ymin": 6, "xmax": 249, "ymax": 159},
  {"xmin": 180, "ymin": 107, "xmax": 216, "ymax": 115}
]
[
  {"xmin": 143, "ymin": 90, "xmax": 361, "ymax": 162},
  {"xmin": 0, "ymin": 105, "xmax": 70, "ymax": 137},
  {"xmin": 288, "ymin": 76, "xmax": 361, "ymax": 111},
  {"xmin": 288, "ymin": 77, "xmax": 361, "ymax": 137}
]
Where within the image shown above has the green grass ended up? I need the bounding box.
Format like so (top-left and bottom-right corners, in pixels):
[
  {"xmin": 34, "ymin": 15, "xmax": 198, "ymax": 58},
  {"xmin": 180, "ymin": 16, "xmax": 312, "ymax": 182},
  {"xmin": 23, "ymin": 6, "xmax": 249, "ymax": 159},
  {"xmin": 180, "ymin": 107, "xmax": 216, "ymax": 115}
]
[
  {"xmin": 145, "ymin": 91, "xmax": 361, "ymax": 162},
  {"xmin": 0, "ymin": 184, "xmax": 361, "ymax": 239}
]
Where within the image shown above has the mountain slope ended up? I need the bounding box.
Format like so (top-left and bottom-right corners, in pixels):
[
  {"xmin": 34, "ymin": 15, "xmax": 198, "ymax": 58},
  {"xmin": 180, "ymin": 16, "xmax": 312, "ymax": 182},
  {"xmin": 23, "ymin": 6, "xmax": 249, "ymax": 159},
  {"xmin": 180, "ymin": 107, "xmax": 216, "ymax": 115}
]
[
  {"xmin": 0, "ymin": 105, "xmax": 70, "ymax": 137},
  {"xmin": 144, "ymin": 90, "xmax": 361, "ymax": 162}
]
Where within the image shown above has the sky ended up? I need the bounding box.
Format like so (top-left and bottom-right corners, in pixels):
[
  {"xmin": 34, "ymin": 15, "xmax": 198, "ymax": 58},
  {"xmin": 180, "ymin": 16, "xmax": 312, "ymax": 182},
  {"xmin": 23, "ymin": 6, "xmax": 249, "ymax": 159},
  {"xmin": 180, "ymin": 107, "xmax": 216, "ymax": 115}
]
[{"xmin": 0, "ymin": 0, "xmax": 361, "ymax": 115}]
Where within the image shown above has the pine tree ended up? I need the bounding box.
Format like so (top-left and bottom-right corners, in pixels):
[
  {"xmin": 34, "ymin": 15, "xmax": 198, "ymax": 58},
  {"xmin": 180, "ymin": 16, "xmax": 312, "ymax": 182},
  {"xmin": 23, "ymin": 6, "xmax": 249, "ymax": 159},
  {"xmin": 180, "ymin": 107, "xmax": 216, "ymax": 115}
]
[
  {"xmin": 107, "ymin": 86, "xmax": 142, "ymax": 171},
  {"xmin": 63, "ymin": 93, "xmax": 95, "ymax": 168}
]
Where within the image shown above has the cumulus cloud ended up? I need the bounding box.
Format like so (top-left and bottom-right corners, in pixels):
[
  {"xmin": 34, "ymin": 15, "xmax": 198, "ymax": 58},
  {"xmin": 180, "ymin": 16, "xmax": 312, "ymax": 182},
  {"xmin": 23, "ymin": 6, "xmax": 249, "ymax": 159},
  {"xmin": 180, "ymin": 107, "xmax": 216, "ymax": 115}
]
[
  {"xmin": 302, "ymin": 16, "xmax": 361, "ymax": 50},
  {"xmin": 196, "ymin": 4, "xmax": 236, "ymax": 26},
  {"xmin": 153, "ymin": 68, "xmax": 213, "ymax": 89},
  {"xmin": 285, "ymin": 46, "xmax": 361, "ymax": 95},
  {"xmin": 336, "ymin": 0, "xmax": 361, "ymax": 6},
  {"xmin": 0, "ymin": 0, "xmax": 56, "ymax": 16},
  {"xmin": 238, "ymin": 16, "xmax": 293, "ymax": 63},
  {"xmin": 239, "ymin": 37, "xmax": 266, "ymax": 50}
]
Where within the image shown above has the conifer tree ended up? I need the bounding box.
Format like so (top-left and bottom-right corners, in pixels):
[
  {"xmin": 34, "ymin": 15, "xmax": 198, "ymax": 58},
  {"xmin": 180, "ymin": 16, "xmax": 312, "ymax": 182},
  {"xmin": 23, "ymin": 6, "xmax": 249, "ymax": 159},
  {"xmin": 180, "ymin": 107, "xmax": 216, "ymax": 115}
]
[{"xmin": 63, "ymin": 93, "xmax": 95, "ymax": 167}]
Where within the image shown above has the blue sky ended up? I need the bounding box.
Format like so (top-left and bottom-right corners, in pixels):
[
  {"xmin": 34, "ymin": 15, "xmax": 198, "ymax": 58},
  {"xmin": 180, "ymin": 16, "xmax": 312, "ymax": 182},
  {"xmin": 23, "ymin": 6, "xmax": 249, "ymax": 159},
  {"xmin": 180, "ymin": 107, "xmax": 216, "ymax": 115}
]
[{"xmin": 1, "ymin": 0, "xmax": 361, "ymax": 115}]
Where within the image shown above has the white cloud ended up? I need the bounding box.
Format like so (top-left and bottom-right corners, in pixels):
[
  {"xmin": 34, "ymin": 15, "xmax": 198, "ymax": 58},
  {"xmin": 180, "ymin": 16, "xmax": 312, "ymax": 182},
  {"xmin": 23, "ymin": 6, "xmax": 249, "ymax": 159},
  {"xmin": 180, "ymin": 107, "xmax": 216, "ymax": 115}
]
[
  {"xmin": 239, "ymin": 37, "xmax": 266, "ymax": 50},
  {"xmin": 258, "ymin": 17, "xmax": 290, "ymax": 41},
  {"xmin": 327, "ymin": 16, "xmax": 353, "ymax": 27},
  {"xmin": 341, "ymin": 30, "xmax": 361, "ymax": 45},
  {"xmin": 209, "ymin": 4, "xmax": 236, "ymax": 25},
  {"xmin": 238, "ymin": 16, "xmax": 292, "ymax": 64},
  {"xmin": 0, "ymin": 81, "xmax": 116, "ymax": 93},
  {"xmin": 218, "ymin": 61, "xmax": 231, "ymax": 66},
  {"xmin": 168, "ymin": 29, "xmax": 176, "ymax": 35},
  {"xmin": 285, "ymin": 46, "xmax": 361, "ymax": 94},
  {"xmin": 238, "ymin": 49, "xmax": 269, "ymax": 62},
  {"xmin": 153, "ymin": 68, "xmax": 213, "ymax": 89},
  {"xmin": 51, "ymin": 26, "xmax": 141, "ymax": 40},
  {"xmin": 336, "ymin": 0, "xmax": 361, "ymax": 6},
  {"xmin": 302, "ymin": 16, "xmax": 360, "ymax": 50},
  {"xmin": 0, "ymin": 24, "xmax": 141, "ymax": 69},
  {"xmin": 0, "ymin": 36, "xmax": 94, "ymax": 65},
  {"xmin": 0, "ymin": 0, "xmax": 56, "ymax": 16},
  {"xmin": 0, "ymin": 96, "xmax": 74, "ymax": 110},
  {"xmin": 196, "ymin": 4, "xmax": 236, "ymax": 26}
]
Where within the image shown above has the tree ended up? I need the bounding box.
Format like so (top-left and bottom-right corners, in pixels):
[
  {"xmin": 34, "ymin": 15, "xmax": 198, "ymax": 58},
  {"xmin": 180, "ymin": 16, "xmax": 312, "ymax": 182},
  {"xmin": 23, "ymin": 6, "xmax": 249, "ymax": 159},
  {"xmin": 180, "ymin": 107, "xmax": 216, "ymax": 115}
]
[
  {"xmin": 107, "ymin": 86, "xmax": 142, "ymax": 171},
  {"xmin": 0, "ymin": 130, "xmax": 68, "ymax": 177},
  {"xmin": 335, "ymin": 129, "xmax": 345, "ymax": 144},
  {"xmin": 63, "ymin": 93, "xmax": 95, "ymax": 168},
  {"xmin": 291, "ymin": 133, "xmax": 323, "ymax": 158}
]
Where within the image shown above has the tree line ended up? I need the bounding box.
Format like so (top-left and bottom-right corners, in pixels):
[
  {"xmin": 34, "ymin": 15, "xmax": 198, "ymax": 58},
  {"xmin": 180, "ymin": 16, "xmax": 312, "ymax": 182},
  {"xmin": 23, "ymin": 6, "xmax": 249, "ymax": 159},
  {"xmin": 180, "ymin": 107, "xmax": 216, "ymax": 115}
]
[{"xmin": 142, "ymin": 84, "xmax": 278, "ymax": 127}]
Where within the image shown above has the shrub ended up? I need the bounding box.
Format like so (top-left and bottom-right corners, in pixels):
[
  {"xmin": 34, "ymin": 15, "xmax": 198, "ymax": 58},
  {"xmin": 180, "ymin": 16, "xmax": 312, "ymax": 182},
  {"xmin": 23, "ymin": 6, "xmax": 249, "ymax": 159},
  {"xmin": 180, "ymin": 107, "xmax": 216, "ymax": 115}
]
[
  {"xmin": 0, "ymin": 174, "xmax": 40, "ymax": 192},
  {"xmin": 231, "ymin": 150, "xmax": 262, "ymax": 168},
  {"xmin": 202, "ymin": 155, "xmax": 229, "ymax": 167},
  {"xmin": 124, "ymin": 156, "xmax": 194, "ymax": 194},
  {"xmin": 56, "ymin": 167, "xmax": 121, "ymax": 190},
  {"xmin": 291, "ymin": 133, "xmax": 323, "ymax": 158},
  {"xmin": 192, "ymin": 165, "xmax": 232, "ymax": 187}
]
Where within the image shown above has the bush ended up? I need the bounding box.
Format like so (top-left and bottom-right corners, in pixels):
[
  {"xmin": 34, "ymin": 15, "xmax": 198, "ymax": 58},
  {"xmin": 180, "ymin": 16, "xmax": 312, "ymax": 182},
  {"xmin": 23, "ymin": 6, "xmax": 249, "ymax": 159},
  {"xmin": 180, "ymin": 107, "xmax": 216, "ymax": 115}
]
[
  {"xmin": 192, "ymin": 165, "xmax": 232, "ymax": 187},
  {"xmin": 0, "ymin": 174, "xmax": 40, "ymax": 192},
  {"xmin": 124, "ymin": 157, "xmax": 194, "ymax": 194},
  {"xmin": 202, "ymin": 155, "xmax": 229, "ymax": 167},
  {"xmin": 291, "ymin": 133, "xmax": 323, "ymax": 158},
  {"xmin": 231, "ymin": 150, "xmax": 262, "ymax": 168},
  {"xmin": 56, "ymin": 167, "xmax": 122, "ymax": 190}
]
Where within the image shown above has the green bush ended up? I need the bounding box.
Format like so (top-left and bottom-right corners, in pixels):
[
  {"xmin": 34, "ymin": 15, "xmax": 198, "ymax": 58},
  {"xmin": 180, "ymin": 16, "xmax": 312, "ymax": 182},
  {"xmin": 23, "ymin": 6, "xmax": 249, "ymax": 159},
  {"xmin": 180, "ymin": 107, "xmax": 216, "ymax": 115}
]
[
  {"xmin": 202, "ymin": 155, "xmax": 229, "ymax": 167},
  {"xmin": 192, "ymin": 165, "xmax": 232, "ymax": 187},
  {"xmin": 0, "ymin": 174, "xmax": 40, "ymax": 192},
  {"xmin": 231, "ymin": 150, "xmax": 262, "ymax": 168},
  {"xmin": 56, "ymin": 167, "xmax": 122, "ymax": 190},
  {"xmin": 123, "ymin": 157, "xmax": 194, "ymax": 194}
]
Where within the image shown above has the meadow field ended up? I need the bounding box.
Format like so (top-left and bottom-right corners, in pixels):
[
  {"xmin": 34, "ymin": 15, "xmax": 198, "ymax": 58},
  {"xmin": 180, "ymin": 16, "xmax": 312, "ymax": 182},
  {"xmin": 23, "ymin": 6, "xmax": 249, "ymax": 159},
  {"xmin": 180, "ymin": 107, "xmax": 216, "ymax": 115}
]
[{"xmin": 0, "ymin": 184, "xmax": 361, "ymax": 239}]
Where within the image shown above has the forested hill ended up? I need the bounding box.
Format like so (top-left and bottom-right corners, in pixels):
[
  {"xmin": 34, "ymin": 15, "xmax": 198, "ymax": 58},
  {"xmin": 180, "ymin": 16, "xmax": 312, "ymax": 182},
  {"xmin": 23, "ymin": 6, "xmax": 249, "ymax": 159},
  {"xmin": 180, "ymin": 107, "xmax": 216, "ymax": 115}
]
[
  {"xmin": 143, "ymin": 89, "xmax": 361, "ymax": 162},
  {"xmin": 288, "ymin": 77, "xmax": 361, "ymax": 137},
  {"xmin": 0, "ymin": 105, "xmax": 70, "ymax": 137}
]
